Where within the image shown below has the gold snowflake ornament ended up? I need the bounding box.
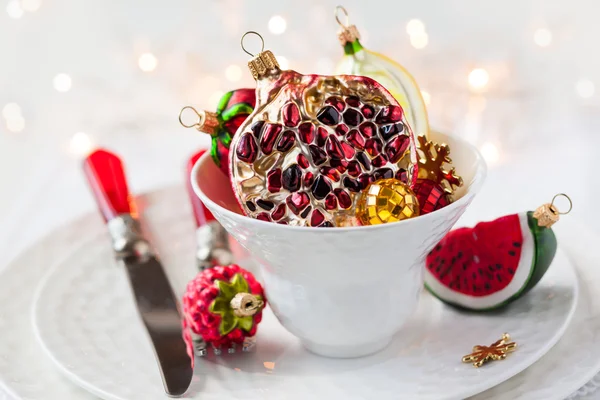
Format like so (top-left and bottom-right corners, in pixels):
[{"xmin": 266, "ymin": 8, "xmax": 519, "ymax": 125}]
[{"xmin": 462, "ymin": 333, "xmax": 517, "ymax": 368}]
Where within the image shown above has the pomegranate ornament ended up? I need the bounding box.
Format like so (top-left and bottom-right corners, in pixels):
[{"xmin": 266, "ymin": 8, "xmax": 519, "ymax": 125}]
[
  {"xmin": 179, "ymin": 89, "xmax": 256, "ymax": 176},
  {"xmin": 182, "ymin": 264, "xmax": 266, "ymax": 357},
  {"xmin": 334, "ymin": 6, "xmax": 429, "ymax": 139},
  {"xmin": 413, "ymin": 135, "xmax": 463, "ymax": 215},
  {"xmin": 424, "ymin": 194, "xmax": 572, "ymax": 311},
  {"xmin": 229, "ymin": 32, "xmax": 419, "ymax": 227}
]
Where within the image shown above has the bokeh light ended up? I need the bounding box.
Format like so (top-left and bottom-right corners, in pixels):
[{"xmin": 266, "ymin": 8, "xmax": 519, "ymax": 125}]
[
  {"xmin": 21, "ymin": 0, "xmax": 42, "ymax": 12},
  {"xmin": 138, "ymin": 53, "xmax": 158, "ymax": 72},
  {"xmin": 468, "ymin": 68, "xmax": 489, "ymax": 90},
  {"xmin": 53, "ymin": 73, "xmax": 72, "ymax": 92},
  {"xmin": 576, "ymin": 79, "xmax": 595, "ymax": 98},
  {"xmin": 406, "ymin": 19, "xmax": 425, "ymax": 36},
  {"xmin": 69, "ymin": 132, "xmax": 94, "ymax": 157},
  {"xmin": 225, "ymin": 65, "xmax": 242, "ymax": 82},
  {"xmin": 534, "ymin": 28, "xmax": 552, "ymax": 47},
  {"xmin": 410, "ymin": 33, "xmax": 428, "ymax": 49},
  {"xmin": 6, "ymin": 0, "xmax": 24, "ymax": 19},
  {"xmin": 268, "ymin": 15, "xmax": 287, "ymax": 35}
]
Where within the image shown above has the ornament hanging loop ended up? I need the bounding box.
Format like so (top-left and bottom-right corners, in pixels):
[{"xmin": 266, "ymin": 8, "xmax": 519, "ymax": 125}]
[
  {"xmin": 551, "ymin": 193, "xmax": 573, "ymax": 215},
  {"xmin": 241, "ymin": 31, "xmax": 265, "ymax": 57},
  {"xmin": 179, "ymin": 106, "xmax": 205, "ymax": 129},
  {"xmin": 334, "ymin": 5, "xmax": 350, "ymax": 27}
]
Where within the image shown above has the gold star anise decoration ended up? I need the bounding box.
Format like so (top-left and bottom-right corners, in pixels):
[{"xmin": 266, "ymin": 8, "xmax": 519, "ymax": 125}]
[{"xmin": 462, "ymin": 333, "xmax": 517, "ymax": 368}]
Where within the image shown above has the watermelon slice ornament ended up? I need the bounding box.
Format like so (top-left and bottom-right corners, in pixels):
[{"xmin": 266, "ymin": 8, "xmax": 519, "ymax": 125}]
[
  {"xmin": 179, "ymin": 89, "xmax": 256, "ymax": 177},
  {"xmin": 424, "ymin": 194, "xmax": 573, "ymax": 311},
  {"xmin": 229, "ymin": 31, "xmax": 419, "ymax": 227}
]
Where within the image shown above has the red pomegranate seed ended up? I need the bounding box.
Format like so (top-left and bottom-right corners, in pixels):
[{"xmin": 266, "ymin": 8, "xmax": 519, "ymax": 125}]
[
  {"xmin": 361, "ymin": 104, "xmax": 374, "ymax": 119},
  {"xmin": 236, "ymin": 133, "xmax": 258, "ymax": 163},
  {"xmin": 267, "ymin": 168, "xmax": 282, "ymax": 193},
  {"xmin": 282, "ymin": 164, "xmax": 302, "ymax": 192},
  {"xmin": 260, "ymin": 123, "xmax": 283, "ymax": 155},
  {"xmin": 373, "ymin": 168, "xmax": 394, "ymax": 181},
  {"xmin": 380, "ymin": 122, "xmax": 405, "ymax": 141},
  {"xmin": 325, "ymin": 96, "xmax": 346, "ymax": 112},
  {"xmin": 298, "ymin": 122, "xmax": 315, "ymax": 144},
  {"xmin": 277, "ymin": 220, "xmax": 288, "ymax": 225},
  {"xmin": 316, "ymin": 106, "xmax": 340, "ymax": 126},
  {"xmin": 372, "ymin": 154, "xmax": 388, "ymax": 167},
  {"xmin": 286, "ymin": 192, "xmax": 310, "ymax": 215},
  {"xmin": 282, "ymin": 102, "xmax": 301, "ymax": 127},
  {"xmin": 343, "ymin": 177, "xmax": 361, "ymax": 192},
  {"xmin": 309, "ymin": 145, "xmax": 327, "ymax": 165},
  {"xmin": 250, "ymin": 121, "xmax": 265, "ymax": 138},
  {"xmin": 325, "ymin": 135, "xmax": 344, "ymax": 159},
  {"xmin": 330, "ymin": 158, "xmax": 348, "ymax": 173},
  {"xmin": 319, "ymin": 166, "xmax": 341, "ymax": 182},
  {"xmin": 356, "ymin": 152, "xmax": 371, "ymax": 170},
  {"xmin": 311, "ymin": 175, "xmax": 332, "ymax": 200},
  {"xmin": 324, "ymin": 194, "xmax": 338, "ymax": 210},
  {"xmin": 345, "ymin": 96, "xmax": 360, "ymax": 107},
  {"xmin": 310, "ymin": 209, "xmax": 326, "ymax": 227},
  {"xmin": 341, "ymin": 142, "xmax": 355, "ymax": 159},
  {"xmin": 358, "ymin": 173, "xmax": 373, "ymax": 189},
  {"xmin": 359, "ymin": 122, "xmax": 376, "ymax": 138},
  {"xmin": 271, "ymin": 204, "xmax": 286, "ymax": 220},
  {"xmin": 343, "ymin": 109, "xmax": 364, "ymax": 127},
  {"xmin": 335, "ymin": 124, "xmax": 349, "ymax": 136},
  {"xmin": 334, "ymin": 188, "xmax": 352, "ymax": 209},
  {"xmin": 347, "ymin": 160, "xmax": 361, "ymax": 177},
  {"xmin": 375, "ymin": 105, "xmax": 403, "ymax": 124},
  {"xmin": 365, "ymin": 138, "xmax": 383, "ymax": 157},
  {"xmin": 385, "ymin": 135, "xmax": 410, "ymax": 163},
  {"xmin": 396, "ymin": 169, "xmax": 408, "ymax": 183},
  {"xmin": 256, "ymin": 212, "xmax": 271, "ymax": 222},
  {"xmin": 304, "ymin": 171, "xmax": 315, "ymax": 187},
  {"xmin": 276, "ymin": 130, "xmax": 296, "ymax": 153},
  {"xmin": 316, "ymin": 127, "xmax": 328, "ymax": 147},
  {"xmin": 346, "ymin": 129, "xmax": 365, "ymax": 149},
  {"xmin": 297, "ymin": 153, "xmax": 310, "ymax": 169}
]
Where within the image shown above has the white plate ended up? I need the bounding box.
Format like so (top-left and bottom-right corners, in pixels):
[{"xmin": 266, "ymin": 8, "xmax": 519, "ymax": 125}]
[
  {"xmin": 0, "ymin": 187, "xmax": 597, "ymax": 400},
  {"xmin": 32, "ymin": 196, "xmax": 577, "ymax": 400}
]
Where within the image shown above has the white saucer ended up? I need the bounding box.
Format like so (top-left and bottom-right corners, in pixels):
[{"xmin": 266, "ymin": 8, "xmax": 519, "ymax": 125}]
[
  {"xmin": 0, "ymin": 188, "xmax": 597, "ymax": 400},
  {"xmin": 31, "ymin": 190, "xmax": 577, "ymax": 400}
]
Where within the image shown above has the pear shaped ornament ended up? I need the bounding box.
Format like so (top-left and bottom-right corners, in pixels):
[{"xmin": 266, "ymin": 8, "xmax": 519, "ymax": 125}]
[
  {"xmin": 334, "ymin": 6, "xmax": 430, "ymax": 140},
  {"xmin": 229, "ymin": 32, "xmax": 419, "ymax": 227}
]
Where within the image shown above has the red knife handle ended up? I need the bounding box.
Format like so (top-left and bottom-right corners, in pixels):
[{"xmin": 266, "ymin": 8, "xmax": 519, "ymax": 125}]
[
  {"xmin": 83, "ymin": 149, "xmax": 132, "ymax": 222},
  {"xmin": 186, "ymin": 150, "xmax": 216, "ymax": 227}
]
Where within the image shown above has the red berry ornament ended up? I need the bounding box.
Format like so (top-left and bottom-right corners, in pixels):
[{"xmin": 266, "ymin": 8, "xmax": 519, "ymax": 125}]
[
  {"xmin": 413, "ymin": 135, "xmax": 463, "ymax": 215},
  {"xmin": 182, "ymin": 264, "xmax": 265, "ymax": 349},
  {"xmin": 229, "ymin": 32, "xmax": 419, "ymax": 227}
]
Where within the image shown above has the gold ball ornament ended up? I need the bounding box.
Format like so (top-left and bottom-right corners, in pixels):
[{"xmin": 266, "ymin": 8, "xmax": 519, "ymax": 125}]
[{"xmin": 357, "ymin": 179, "xmax": 420, "ymax": 225}]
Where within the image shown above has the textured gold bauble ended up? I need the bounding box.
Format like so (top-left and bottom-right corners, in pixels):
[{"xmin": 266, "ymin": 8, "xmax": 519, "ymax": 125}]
[{"xmin": 356, "ymin": 178, "xmax": 420, "ymax": 225}]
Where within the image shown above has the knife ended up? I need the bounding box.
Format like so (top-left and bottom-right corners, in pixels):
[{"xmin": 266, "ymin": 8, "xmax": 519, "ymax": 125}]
[
  {"xmin": 83, "ymin": 149, "xmax": 193, "ymax": 397},
  {"xmin": 186, "ymin": 150, "xmax": 233, "ymax": 271}
]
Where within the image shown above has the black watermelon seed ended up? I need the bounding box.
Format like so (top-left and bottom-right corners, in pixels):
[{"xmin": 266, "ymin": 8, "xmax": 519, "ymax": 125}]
[
  {"xmin": 282, "ymin": 164, "xmax": 302, "ymax": 192},
  {"xmin": 513, "ymin": 242, "xmax": 522, "ymax": 247},
  {"xmin": 435, "ymin": 256, "xmax": 441, "ymax": 262},
  {"xmin": 457, "ymin": 251, "xmax": 463, "ymax": 258},
  {"xmin": 484, "ymin": 282, "xmax": 491, "ymax": 290},
  {"xmin": 508, "ymin": 250, "xmax": 516, "ymax": 256},
  {"xmin": 300, "ymin": 206, "xmax": 312, "ymax": 219},
  {"xmin": 250, "ymin": 121, "xmax": 265, "ymax": 138},
  {"xmin": 478, "ymin": 268, "xmax": 484, "ymax": 276},
  {"xmin": 463, "ymin": 263, "xmax": 468, "ymax": 270},
  {"xmin": 316, "ymin": 106, "xmax": 340, "ymax": 126},
  {"xmin": 496, "ymin": 263, "xmax": 502, "ymax": 270},
  {"xmin": 311, "ymin": 175, "xmax": 332, "ymax": 200},
  {"xmin": 487, "ymin": 265, "xmax": 494, "ymax": 272},
  {"xmin": 508, "ymin": 268, "xmax": 514, "ymax": 275},
  {"xmin": 435, "ymin": 244, "xmax": 442, "ymax": 251},
  {"xmin": 497, "ymin": 274, "xmax": 503, "ymax": 282},
  {"xmin": 246, "ymin": 201, "xmax": 256, "ymax": 212},
  {"xmin": 472, "ymin": 272, "xmax": 476, "ymax": 280},
  {"xmin": 256, "ymin": 199, "xmax": 274, "ymax": 211}
]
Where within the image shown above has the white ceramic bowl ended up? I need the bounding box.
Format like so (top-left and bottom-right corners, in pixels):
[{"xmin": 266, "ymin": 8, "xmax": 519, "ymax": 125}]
[{"xmin": 191, "ymin": 131, "xmax": 486, "ymax": 358}]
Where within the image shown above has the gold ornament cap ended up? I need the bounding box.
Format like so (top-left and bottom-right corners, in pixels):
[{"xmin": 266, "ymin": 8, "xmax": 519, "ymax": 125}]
[
  {"xmin": 335, "ymin": 6, "xmax": 360, "ymax": 45},
  {"xmin": 178, "ymin": 106, "xmax": 219, "ymax": 135},
  {"xmin": 241, "ymin": 31, "xmax": 280, "ymax": 80},
  {"xmin": 533, "ymin": 193, "xmax": 573, "ymax": 228},
  {"xmin": 230, "ymin": 292, "xmax": 264, "ymax": 317}
]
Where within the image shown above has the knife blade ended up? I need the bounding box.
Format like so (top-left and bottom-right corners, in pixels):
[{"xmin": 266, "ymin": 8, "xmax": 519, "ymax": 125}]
[
  {"xmin": 83, "ymin": 149, "xmax": 193, "ymax": 397},
  {"xmin": 186, "ymin": 150, "xmax": 233, "ymax": 271}
]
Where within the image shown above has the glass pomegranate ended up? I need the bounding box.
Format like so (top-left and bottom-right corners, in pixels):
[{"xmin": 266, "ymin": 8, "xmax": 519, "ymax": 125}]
[
  {"xmin": 229, "ymin": 32, "xmax": 419, "ymax": 227},
  {"xmin": 180, "ymin": 89, "xmax": 256, "ymax": 176}
]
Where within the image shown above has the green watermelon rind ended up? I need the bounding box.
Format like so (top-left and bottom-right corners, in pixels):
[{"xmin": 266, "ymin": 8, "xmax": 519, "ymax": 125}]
[{"xmin": 424, "ymin": 212, "xmax": 557, "ymax": 312}]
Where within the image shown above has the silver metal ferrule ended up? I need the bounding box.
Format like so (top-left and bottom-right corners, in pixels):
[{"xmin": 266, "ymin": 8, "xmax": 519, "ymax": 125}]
[
  {"xmin": 108, "ymin": 214, "xmax": 153, "ymax": 261},
  {"xmin": 196, "ymin": 221, "xmax": 233, "ymax": 271}
]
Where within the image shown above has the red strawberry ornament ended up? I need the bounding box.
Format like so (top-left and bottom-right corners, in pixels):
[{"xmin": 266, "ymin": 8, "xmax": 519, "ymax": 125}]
[{"xmin": 182, "ymin": 264, "xmax": 265, "ymax": 352}]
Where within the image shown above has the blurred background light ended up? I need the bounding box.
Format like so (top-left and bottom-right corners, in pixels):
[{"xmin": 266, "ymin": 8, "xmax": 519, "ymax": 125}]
[
  {"xmin": 21, "ymin": 0, "xmax": 41, "ymax": 12},
  {"xmin": 224, "ymin": 65, "xmax": 242, "ymax": 82},
  {"xmin": 53, "ymin": 73, "xmax": 72, "ymax": 92},
  {"xmin": 6, "ymin": 0, "xmax": 24, "ymax": 19},
  {"xmin": 468, "ymin": 68, "xmax": 489, "ymax": 90},
  {"xmin": 268, "ymin": 15, "xmax": 287, "ymax": 35},
  {"xmin": 576, "ymin": 78, "xmax": 595, "ymax": 98},
  {"xmin": 138, "ymin": 53, "xmax": 158, "ymax": 72},
  {"xmin": 69, "ymin": 132, "xmax": 94, "ymax": 157},
  {"xmin": 533, "ymin": 28, "xmax": 552, "ymax": 47}
]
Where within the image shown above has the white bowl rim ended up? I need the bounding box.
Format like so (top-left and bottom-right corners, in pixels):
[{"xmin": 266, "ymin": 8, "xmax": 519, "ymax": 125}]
[{"xmin": 191, "ymin": 132, "xmax": 488, "ymax": 233}]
